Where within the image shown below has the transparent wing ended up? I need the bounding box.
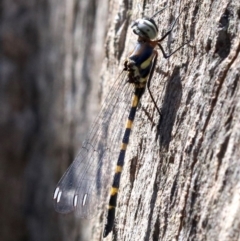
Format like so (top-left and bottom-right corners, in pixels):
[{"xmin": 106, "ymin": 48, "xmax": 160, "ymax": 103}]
[{"xmin": 53, "ymin": 72, "xmax": 134, "ymax": 218}]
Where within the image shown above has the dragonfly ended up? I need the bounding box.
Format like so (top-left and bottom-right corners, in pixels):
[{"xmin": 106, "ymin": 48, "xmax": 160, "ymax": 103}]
[{"xmin": 53, "ymin": 6, "xmax": 189, "ymax": 238}]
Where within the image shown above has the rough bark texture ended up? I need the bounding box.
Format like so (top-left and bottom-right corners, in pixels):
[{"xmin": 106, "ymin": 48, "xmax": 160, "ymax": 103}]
[
  {"xmin": 95, "ymin": 0, "xmax": 240, "ymax": 241},
  {"xmin": 1, "ymin": 0, "xmax": 240, "ymax": 241}
]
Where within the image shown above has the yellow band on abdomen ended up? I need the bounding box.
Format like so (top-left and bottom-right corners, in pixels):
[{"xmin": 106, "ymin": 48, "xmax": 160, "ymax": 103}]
[{"xmin": 110, "ymin": 187, "xmax": 118, "ymax": 196}]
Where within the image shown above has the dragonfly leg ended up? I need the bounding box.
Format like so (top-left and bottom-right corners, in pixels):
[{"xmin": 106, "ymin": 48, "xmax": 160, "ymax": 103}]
[
  {"xmin": 157, "ymin": 7, "xmax": 190, "ymax": 58},
  {"xmin": 158, "ymin": 40, "xmax": 190, "ymax": 59},
  {"xmin": 147, "ymin": 51, "xmax": 162, "ymax": 116},
  {"xmin": 157, "ymin": 7, "xmax": 187, "ymax": 42}
]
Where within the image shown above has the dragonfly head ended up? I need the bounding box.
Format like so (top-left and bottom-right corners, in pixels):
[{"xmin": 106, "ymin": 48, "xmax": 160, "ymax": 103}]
[
  {"xmin": 131, "ymin": 17, "xmax": 158, "ymax": 40},
  {"xmin": 131, "ymin": 6, "xmax": 168, "ymax": 40}
]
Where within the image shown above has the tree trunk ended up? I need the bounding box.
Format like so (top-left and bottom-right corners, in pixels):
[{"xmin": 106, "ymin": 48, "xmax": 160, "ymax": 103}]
[
  {"xmin": 94, "ymin": 0, "xmax": 240, "ymax": 240},
  {"xmin": 1, "ymin": 0, "xmax": 240, "ymax": 241},
  {"xmin": 0, "ymin": 0, "xmax": 107, "ymax": 240}
]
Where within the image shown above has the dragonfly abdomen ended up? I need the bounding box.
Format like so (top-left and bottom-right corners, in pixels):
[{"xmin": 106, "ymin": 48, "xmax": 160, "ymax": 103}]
[
  {"xmin": 53, "ymin": 6, "xmax": 190, "ymax": 239},
  {"xmin": 103, "ymin": 87, "xmax": 145, "ymax": 237}
]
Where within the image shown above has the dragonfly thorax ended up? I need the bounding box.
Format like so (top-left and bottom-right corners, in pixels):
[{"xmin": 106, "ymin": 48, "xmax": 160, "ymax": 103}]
[
  {"xmin": 124, "ymin": 39, "xmax": 156, "ymax": 86},
  {"xmin": 126, "ymin": 59, "xmax": 141, "ymax": 82},
  {"xmin": 124, "ymin": 59, "xmax": 148, "ymax": 86},
  {"xmin": 53, "ymin": 5, "xmax": 190, "ymax": 238},
  {"xmin": 131, "ymin": 17, "xmax": 158, "ymax": 40}
]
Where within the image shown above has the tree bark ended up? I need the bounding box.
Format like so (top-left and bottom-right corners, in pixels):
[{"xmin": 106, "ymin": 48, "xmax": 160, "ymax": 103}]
[
  {"xmin": 0, "ymin": 0, "xmax": 107, "ymax": 241},
  {"xmin": 94, "ymin": 0, "xmax": 240, "ymax": 240},
  {"xmin": 1, "ymin": 0, "xmax": 240, "ymax": 241}
]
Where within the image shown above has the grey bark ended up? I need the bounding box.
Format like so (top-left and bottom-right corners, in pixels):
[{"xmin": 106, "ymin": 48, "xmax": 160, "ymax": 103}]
[
  {"xmin": 1, "ymin": 0, "xmax": 240, "ymax": 241},
  {"xmin": 94, "ymin": 0, "xmax": 240, "ymax": 241},
  {"xmin": 0, "ymin": 0, "xmax": 107, "ymax": 241}
]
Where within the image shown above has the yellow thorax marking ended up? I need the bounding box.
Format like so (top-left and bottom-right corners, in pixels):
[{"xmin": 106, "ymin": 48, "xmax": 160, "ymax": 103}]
[
  {"xmin": 140, "ymin": 55, "xmax": 153, "ymax": 69},
  {"xmin": 139, "ymin": 77, "xmax": 147, "ymax": 84}
]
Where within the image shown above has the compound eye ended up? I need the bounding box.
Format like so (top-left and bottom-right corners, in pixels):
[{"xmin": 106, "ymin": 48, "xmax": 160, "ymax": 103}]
[
  {"xmin": 141, "ymin": 18, "xmax": 158, "ymax": 39},
  {"xmin": 131, "ymin": 18, "xmax": 158, "ymax": 39}
]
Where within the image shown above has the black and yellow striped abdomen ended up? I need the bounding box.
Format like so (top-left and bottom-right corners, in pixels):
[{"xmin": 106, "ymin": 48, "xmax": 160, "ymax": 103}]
[
  {"xmin": 103, "ymin": 87, "xmax": 145, "ymax": 237},
  {"xmin": 52, "ymin": 8, "xmax": 189, "ymax": 239}
]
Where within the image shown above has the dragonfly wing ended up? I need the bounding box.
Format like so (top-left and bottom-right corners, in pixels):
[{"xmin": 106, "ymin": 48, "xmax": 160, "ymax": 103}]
[
  {"xmin": 53, "ymin": 73, "xmax": 134, "ymax": 218},
  {"xmin": 53, "ymin": 140, "xmax": 108, "ymax": 218}
]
